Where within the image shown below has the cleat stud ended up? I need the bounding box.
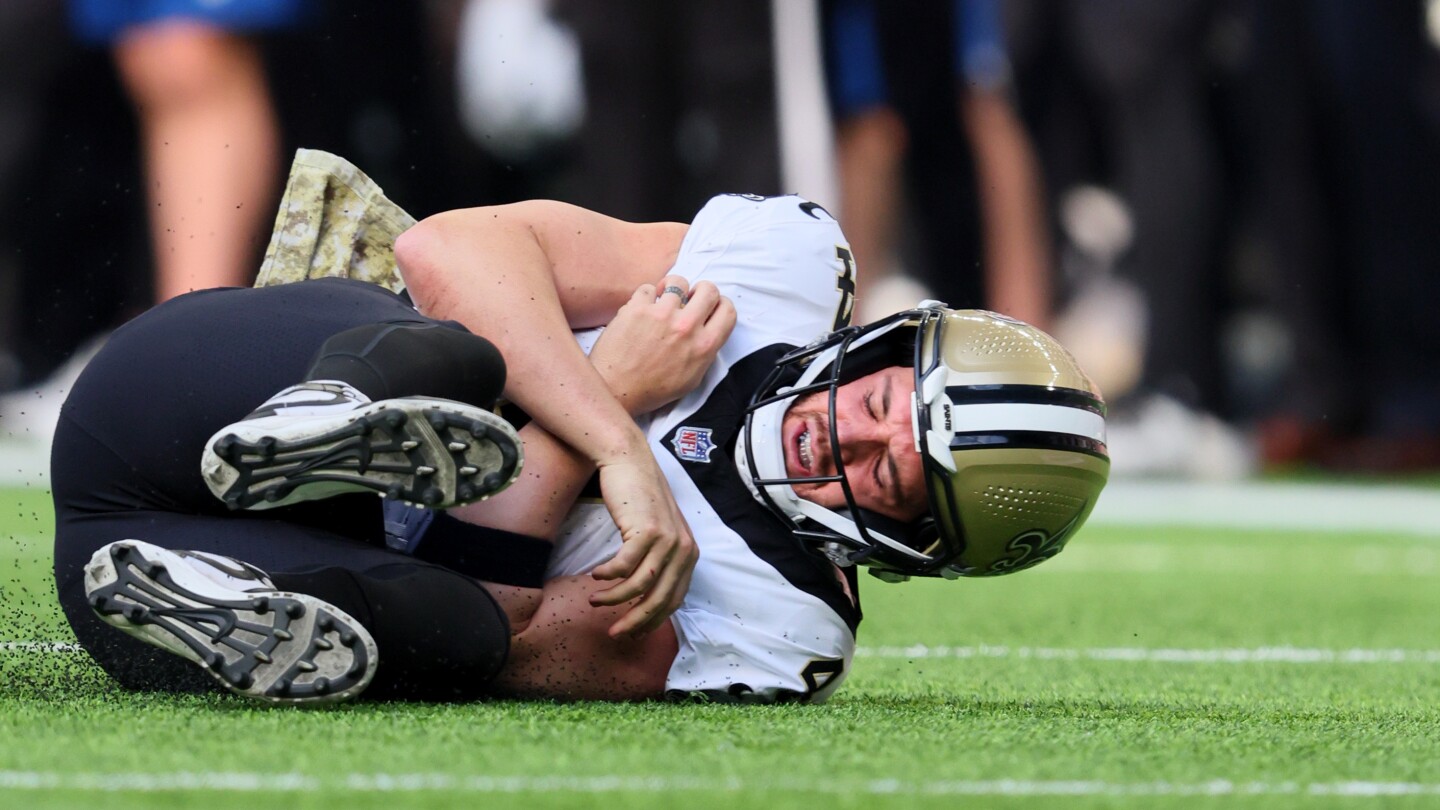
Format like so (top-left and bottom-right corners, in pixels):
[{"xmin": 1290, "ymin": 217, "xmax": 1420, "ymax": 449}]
[
  {"xmin": 427, "ymin": 413, "xmax": 448, "ymax": 431},
  {"xmin": 285, "ymin": 602, "xmax": 305, "ymax": 619},
  {"xmin": 112, "ymin": 545, "xmax": 131, "ymax": 560},
  {"xmin": 268, "ymin": 679, "xmax": 291, "ymax": 697},
  {"xmin": 297, "ymin": 660, "xmax": 318, "ymax": 673},
  {"xmin": 205, "ymin": 652, "xmax": 225, "ymax": 670},
  {"xmin": 144, "ymin": 563, "xmax": 166, "ymax": 577},
  {"xmin": 471, "ymin": 425, "xmax": 490, "ymax": 441},
  {"xmin": 312, "ymin": 677, "xmax": 331, "ymax": 695},
  {"xmin": 253, "ymin": 650, "xmax": 273, "ymax": 664},
  {"xmin": 338, "ymin": 631, "xmax": 358, "ymax": 646},
  {"xmin": 251, "ymin": 596, "xmax": 270, "ymax": 614},
  {"xmin": 124, "ymin": 605, "xmax": 146, "ymax": 621},
  {"xmin": 264, "ymin": 486, "xmax": 287, "ymax": 503},
  {"xmin": 386, "ymin": 484, "xmax": 404, "ymax": 499},
  {"xmin": 384, "ymin": 411, "xmax": 407, "ymax": 429},
  {"xmin": 273, "ymin": 629, "xmax": 293, "ymax": 641},
  {"xmin": 416, "ymin": 465, "xmax": 436, "ymax": 477},
  {"xmin": 482, "ymin": 473, "xmax": 503, "ymax": 491},
  {"xmin": 448, "ymin": 441, "xmax": 468, "ymax": 452},
  {"xmin": 314, "ymin": 639, "xmax": 334, "ymax": 651},
  {"xmin": 258, "ymin": 437, "xmax": 278, "ymax": 457},
  {"xmin": 317, "ymin": 615, "xmax": 334, "ymax": 632},
  {"xmin": 458, "ymin": 465, "xmax": 478, "ymax": 476},
  {"xmin": 233, "ymin": 673, "xmax": 254, "ymax": 690},
  {"xmin": 456, "ymin": 484, "xmax": 476, "ymax": 502},
  {"xmin": 421, "ymin": 486, "xmax": 444, "ymax": 506},
  {"xmin": 401, "ymin": 440, "xmax": 420, "ymax": 451},
  {"xmin": 214, "ymin": 435, "xmax": 238, "ymax": 459}
]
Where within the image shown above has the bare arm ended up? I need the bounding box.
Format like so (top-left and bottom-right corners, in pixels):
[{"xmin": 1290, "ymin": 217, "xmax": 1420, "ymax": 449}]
[
  {"xmin": 395, "ymin": 202, "xmax": 693, "ymax": 637},
  {"xmin": 451, "ymin": 275, "xmax": 735, "ymax": 540},
  {"xmin": 484, "ymin": 576, "xmax": 679, "ymax": 700},
  {"xmin": 960, "ymin": 88, "xmax": 1053, "ymax": 330},
  {"xmin": 448, "ymin": 275, "xmax": 733, "ymax": 629}
]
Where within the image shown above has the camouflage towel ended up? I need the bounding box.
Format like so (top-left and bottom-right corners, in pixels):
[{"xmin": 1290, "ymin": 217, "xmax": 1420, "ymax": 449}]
[{"xmin": 254, "ymin": 149, "xmax": 416, "ymax": 293}]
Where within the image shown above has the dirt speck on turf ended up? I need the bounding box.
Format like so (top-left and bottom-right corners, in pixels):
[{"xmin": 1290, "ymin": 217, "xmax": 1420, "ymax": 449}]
[{"xmin": 0, "ymin": 523, "xmax": 117, "ymax": 702}]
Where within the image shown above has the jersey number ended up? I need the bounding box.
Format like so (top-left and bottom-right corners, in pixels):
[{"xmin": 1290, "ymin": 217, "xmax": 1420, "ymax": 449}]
[
  {"xmin": 833, "ymin": 246, "xmax": 857, "ymax": 330},
  {"xmin": 801, "ymin": 658, "xmax": 846, "ymax": 699}
]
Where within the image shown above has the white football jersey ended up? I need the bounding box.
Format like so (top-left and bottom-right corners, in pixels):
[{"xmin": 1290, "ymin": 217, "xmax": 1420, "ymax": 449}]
[{"xmin": 549, "ymin": 194, "xmax": 862, "ymax": 703}]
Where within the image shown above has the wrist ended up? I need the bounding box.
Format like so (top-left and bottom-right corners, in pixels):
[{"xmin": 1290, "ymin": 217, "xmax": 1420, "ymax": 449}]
[{"xmin": 591, "ymin": 423, "xmax": 651, "ymax": 467}]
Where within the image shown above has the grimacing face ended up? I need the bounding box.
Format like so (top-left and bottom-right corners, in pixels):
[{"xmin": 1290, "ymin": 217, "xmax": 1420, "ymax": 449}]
[{"xmin": 780, "ymin": 366, "xmax": 927, "ymax": 523}]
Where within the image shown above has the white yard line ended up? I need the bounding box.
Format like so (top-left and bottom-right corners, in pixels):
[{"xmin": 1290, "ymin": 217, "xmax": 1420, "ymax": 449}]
[
  {"xmin": 1090, "ymin": 480, "xmax": 1440, "ymax": 537},
  {"xmin": 0, "ymin": 771, "xmax": 1436, "ymax": 796},
  {"xmin": 8, "ymin": 641, "xmax": 1440, "ymax": 664},
  {"xmin": 853, "ymin": 645, "xmax": 1440, "ymax": 663}
]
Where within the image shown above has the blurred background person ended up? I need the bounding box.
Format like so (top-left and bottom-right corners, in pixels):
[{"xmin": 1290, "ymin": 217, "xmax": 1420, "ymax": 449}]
[
  {"xmin": 0, "ymin": 0, "xmax": 71, "ymax": 393},
  {"xmin": 71, "ymin": 0, "xmax": 312, "ymax": 301},
  {"xmin": 545, "ymin": 0, "xmax": 783, "ymax": 222},
  {"xmin": 0, "ymin": 0, "xmax": 313, "ymax": 477},
  {"xmin": 821, "ymin": 0, "xmax": 1054, "ymax": 328},
  {"xmin": 1240, "ymin": 0, "xmax": 1440, "ymax": 472},
  {"xmin": 1005, "ymin": 0, "xmax": 1253, "ymax": 478}
]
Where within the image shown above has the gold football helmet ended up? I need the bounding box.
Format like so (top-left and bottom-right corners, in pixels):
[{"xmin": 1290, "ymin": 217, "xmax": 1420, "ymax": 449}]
[{"xmin": 741, "ymin": 303, "xmax": 1109, "ymax": 580}]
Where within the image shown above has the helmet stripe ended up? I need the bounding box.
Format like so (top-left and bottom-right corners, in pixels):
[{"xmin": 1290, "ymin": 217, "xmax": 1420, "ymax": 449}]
[
  {"xmin": 947, "ymin": 384, "xmax": 1105, "ymax": 415},
  {"xmin": 947, "ymin": 402, "xmax": 1106, "ymax": 442},
  {"xmin": 949, "ymin": 430, "xmax": 1109, "ymax": 458}
]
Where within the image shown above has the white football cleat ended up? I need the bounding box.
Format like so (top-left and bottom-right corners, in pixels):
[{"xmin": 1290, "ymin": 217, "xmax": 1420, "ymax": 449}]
[
  {"xmin": 201, "ymin": 381, "xmax": 523, "ymax": 510},
  {"xmin": 85, "ymin": 540, "xmax": 377, "ymax": 704}
]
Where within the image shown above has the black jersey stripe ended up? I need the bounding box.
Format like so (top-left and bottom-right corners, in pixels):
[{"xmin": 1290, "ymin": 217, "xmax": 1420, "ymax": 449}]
[{"xmin": 663, "ymin": 344, "xmax": 862, "ymax": 635}]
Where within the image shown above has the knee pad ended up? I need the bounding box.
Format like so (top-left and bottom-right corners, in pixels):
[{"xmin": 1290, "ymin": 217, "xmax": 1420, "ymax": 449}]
[{"xmin": 305, "ymin": 322, "xmax": 506, "ymax": 408}]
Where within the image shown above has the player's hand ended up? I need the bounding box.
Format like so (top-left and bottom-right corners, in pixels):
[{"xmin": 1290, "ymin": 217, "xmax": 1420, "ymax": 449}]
[
  {"xmin": 591, "ymin": 451, "xmax": 699, "ymax": 638},
  {"xmin": 589, "ymin": 276, "xmax": 736, "ymax": 416}
]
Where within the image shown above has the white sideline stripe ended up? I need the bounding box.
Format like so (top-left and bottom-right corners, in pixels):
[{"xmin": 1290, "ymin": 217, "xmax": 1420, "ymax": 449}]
[
  {"xmin": 1089, "ymin": 480, "xmax": 1440, "ymax": 537},
  {"xmin": 854, "ymin": 645, "xmax": 1440, "ymax": 664},
  {"xmin": 8, "ymin": 641, "xmax": 1440, "ymax": 664},
  {"xmin": 0, "ymin": 772, "xmax": 1437, "ymax": 796}
]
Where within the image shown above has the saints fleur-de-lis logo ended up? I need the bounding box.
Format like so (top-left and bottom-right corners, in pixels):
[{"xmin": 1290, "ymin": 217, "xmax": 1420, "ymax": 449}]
[{"xmin": 982, "ymin": 510, "xmax": 1086, "ymax": 576}]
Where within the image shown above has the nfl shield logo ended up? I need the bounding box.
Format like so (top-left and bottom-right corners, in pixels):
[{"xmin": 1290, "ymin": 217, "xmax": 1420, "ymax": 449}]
[{"xmin": 672, "ymin": 426, "xmax": 716, "ymax": 463}]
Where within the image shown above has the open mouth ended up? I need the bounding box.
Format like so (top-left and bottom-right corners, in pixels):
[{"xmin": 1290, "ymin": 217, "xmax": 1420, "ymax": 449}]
[{"xmin": 787, "ymin": 414, "xmax": 826, "ymax": 478}]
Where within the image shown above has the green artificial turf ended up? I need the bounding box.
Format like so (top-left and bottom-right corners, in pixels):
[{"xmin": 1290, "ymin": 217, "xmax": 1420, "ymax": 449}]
[{"xmin": 2, "ymin": 484, "xmax": 1438, "ymax": 809}]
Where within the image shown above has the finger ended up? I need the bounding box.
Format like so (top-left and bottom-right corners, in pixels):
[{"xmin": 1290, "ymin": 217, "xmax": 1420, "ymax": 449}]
[
  {"xmin": 607, "ymin": 543, "xmax": 692, "ymax": 637},
  {"xmin": 629, "ymin": 283, "xmax": 658, "ymax": 306},
  {"xmin": 591, "ymin": 539, "xmax": 676, "ymax": 607},
  {"xmin": 590, "ymin": 536, "xmax": 647, "ymax": 582},
  {"xmin": 655, "ymin": 275, "xmax": 690, "ymax": 304},
  {"xmin": 706, "ymin": 293, "xmax": 737, "ymax": 330},
  {"xmin": 590, "ymin": 518, "xmax": 668, "ymax": 583},
  {"xmin": 678, "ymin": 281, "xmax": 721, "ymax": 321}
]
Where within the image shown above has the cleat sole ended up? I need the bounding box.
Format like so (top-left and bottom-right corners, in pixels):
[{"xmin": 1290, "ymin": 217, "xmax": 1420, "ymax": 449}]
[
  {"xmin": 84, "ymin": 540, "xmax": 377, "ymax": 705},
  {"xmin": 201, "ymin": 398, "xmax": 523, "ymax": 512}
]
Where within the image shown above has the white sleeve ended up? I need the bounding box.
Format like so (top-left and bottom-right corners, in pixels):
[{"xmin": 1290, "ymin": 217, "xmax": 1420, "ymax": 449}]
[{"xmin": 671, "ymin": 194, "xmax": 855, "ymax": 360}]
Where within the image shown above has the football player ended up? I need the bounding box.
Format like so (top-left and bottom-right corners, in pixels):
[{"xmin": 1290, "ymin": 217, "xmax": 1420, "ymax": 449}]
[{"xmin": 68, "ymin": 161, "xmax": 1108, "ymax": 704}]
